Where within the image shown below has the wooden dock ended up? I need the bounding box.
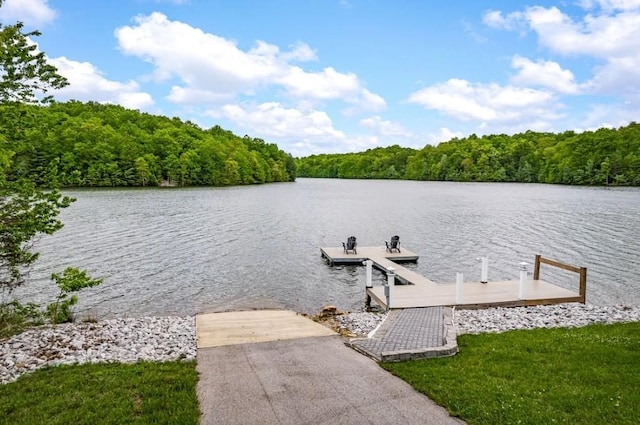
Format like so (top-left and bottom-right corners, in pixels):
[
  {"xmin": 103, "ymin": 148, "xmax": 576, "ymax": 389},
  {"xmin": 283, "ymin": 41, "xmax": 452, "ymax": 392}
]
[
  {"xmin": 321, "ymin": 246, "xmax": 420, "ymax": 266},
  {"xmin": 322, "ymin": 247, "xmax": 586, "ymax": 310}
]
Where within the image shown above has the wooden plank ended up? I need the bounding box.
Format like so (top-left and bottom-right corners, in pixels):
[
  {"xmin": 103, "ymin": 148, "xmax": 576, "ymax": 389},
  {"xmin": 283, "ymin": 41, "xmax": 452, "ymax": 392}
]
[
  {"xmin": 368, "ymin": 255, "xmax": 436, "ymax": 286},
  {"xmin": 538, "ymin": 256, "xmax": 582, "ymax": 273}
]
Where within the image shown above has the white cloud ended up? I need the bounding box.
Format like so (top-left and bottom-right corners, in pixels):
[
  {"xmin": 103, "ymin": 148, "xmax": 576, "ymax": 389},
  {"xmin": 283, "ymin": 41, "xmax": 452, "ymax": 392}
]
[
  {"xmin": 580, "ymin": 100, "xmax": 640, "ymax": 130},
  {"xmin": 510, "ymin": 55, "xmax": 580, "ymax": 94},
  {"xmin": 278, "ymin": 66, "xmax": 360, "ymax": 99},
  {"xmin": 578, "ymin": 0, "xmax": 640, "ymax": 12},
  {"xmin": 359, "ymin": 116, "xmax": 413, "ymax": 138},
  {"xmin": 408, "ymin": 78, "xmax": 559, "ymax": 125},
  {"xmin": 482, "ymin": 10, "xmax": 524, "ymax": 31},
  {"xmin": 115, "ymin": 12, "xmax": 384, "ymax": 112},
  {"xmin": 209, "ymin": 102, "xmax": 344, "ymax": 144},
  {"xmin": 50, "ymin": 57, "xmax": 154, "ymax": 110},
  {"xmin": 281, "ymin": 42, "xmax": 318, "ymax": 62},
  {"xmin": 524, "ymin": 6, "xmax": 640, "ymax": 58},
  {"xmin": 481, "ymin": 2, "xmax": 640, "ymax": 136},
  {"xmin": 434, "ymin": 127, "xmax": 463, "ymax": 144},
  {"xmin": 0, "ymin": 0, "xmax": 56, "ymax": 26},
  {"xmin": 167, "ymin": 86, "xmax": 234, "ymax": 104},
  {"xmin": 461, "ymin": 19, "xmax": 487, "ymax": 43},
  {"xmin": 357, "ymin": 89, "xmax": 387, "ymax": 112},
  {"xmin": 116, "ymin": 13, "xmax": 283, "ymax": 98},
  {"xmin": 486, "ymin": 4, "xmax": 640, "ymax": 100}
]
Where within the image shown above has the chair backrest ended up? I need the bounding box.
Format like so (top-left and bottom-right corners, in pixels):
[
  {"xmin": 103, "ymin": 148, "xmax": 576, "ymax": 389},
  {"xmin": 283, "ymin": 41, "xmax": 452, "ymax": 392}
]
[
  {"xmin": 347, "ymin": 236, "xmax": 356, "ymax": 248},
  {"xmin": 390, "ymin": 235, "xmax": 399, "ymax": 246}
]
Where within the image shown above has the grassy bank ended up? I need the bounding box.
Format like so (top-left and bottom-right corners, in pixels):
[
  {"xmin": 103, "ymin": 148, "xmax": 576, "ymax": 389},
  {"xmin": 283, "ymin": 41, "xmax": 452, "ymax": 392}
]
[
  {"xmin": 383, "ymin": 322, "xmax": 640, "ymax": 425},
  {"xmin": 0, "ymin": 361, "xmax": 199, "ymax": 425}
]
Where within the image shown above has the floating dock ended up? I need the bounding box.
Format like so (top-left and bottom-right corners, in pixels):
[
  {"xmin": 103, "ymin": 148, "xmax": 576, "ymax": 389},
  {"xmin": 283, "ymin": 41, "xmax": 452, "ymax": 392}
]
[{"xmin": 322, "ymin": 247, "xmax": 586, "ymax": 310}]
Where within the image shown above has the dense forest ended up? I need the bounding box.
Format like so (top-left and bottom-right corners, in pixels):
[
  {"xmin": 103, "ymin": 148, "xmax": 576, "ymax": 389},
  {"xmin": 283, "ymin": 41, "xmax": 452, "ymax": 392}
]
[
  {"xmin": 297, "ymin": 123, "xmax": 640, "ymax": 185},
  {"xmin": 0, "ymin": 101, "xmax": 296, "ymax": 187}
]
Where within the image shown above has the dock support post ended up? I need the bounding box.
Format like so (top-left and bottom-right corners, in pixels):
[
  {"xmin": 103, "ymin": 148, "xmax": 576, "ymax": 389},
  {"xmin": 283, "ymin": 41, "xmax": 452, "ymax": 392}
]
[
  {"xmin": 519, "ymin": 262, "xmax": 528, "ymax": 299},
  {"xmin": 364, "ymin": 260, "xmax": 373, "ymax": 308},
  {"xmin": 456, "ymin": 272, "xmax": 464, "ymax": 304},
  {"xmin": 385, "ymin": 267, "xmax": 395, "ymax": 310}
]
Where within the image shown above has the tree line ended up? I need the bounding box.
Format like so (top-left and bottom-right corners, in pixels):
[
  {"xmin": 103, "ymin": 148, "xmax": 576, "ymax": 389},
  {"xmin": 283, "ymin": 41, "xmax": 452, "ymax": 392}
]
[
  {"xmin": 296, "ymin": 123, "xmax": 640, "ymax": 185},
  {"xmin": 0, "ymin": 101, "xmax": 296, "ymax": 188}
]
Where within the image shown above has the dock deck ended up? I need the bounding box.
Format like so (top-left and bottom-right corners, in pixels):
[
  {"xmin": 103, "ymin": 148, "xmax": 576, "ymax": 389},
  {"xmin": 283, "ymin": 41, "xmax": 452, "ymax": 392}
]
[
  {"xmin": 320, "ymin": 246, "xmax": 420, "ymax": 266},
  {"xmin": 322, "ymin": 246, "xmax": 585, "ymax": 309},
  {"xmin": 366, "ymin": 278, "xmax": 583, "ymax": 310}
]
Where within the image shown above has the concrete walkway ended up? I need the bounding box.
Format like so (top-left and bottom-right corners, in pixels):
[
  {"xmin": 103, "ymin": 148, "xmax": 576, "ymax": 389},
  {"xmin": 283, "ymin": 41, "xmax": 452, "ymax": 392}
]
[{"xmin": 196, "ymin": 310, "xmax": 464, "ymax": 425}]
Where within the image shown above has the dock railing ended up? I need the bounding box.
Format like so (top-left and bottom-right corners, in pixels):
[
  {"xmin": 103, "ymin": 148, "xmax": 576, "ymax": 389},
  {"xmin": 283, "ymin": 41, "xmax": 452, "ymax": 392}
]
[{"xmin": 533, "ymin": 255, "xmax": 587, "ymax": 303}]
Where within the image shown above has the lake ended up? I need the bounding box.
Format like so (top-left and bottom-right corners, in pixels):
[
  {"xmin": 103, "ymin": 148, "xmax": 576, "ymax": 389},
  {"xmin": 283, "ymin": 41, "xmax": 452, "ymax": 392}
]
[{"xmin": 12, "ymin": 178, "xmax": 640, "ymax": 318}]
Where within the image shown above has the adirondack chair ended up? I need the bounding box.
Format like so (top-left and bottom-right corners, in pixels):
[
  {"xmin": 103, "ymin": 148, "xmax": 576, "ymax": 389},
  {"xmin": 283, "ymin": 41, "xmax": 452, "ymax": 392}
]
[
  {"xmin": 385, "ymin": 235, "xmax": 401, "ymax": 253},
  {"xmin": 342, "ymin": 236, "xmax": 357, "ymax": 254}
]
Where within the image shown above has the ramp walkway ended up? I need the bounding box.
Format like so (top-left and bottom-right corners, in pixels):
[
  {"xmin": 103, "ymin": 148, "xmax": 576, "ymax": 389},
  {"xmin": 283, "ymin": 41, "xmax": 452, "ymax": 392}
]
[{"xmin": 196, "ymin": 310, "xmax": 464, "ymax": 425}]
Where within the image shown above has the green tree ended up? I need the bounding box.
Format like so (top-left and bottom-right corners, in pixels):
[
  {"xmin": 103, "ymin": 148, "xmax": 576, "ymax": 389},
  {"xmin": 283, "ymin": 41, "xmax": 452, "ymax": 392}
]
[
  {"xmin": 0, "ymin": 1, "xmax": 102, "ymax": 336},
  {"xmin": 134, "ymin": 156, "xmax": 152, "ymax": 186},
  {"xmin": 0, "ymin": 13, "xmax": 68, "ymax": 104},
  {"xmin": 1, "ymin": 5, "xmax": 73, "ymax": 296},
  {"xmin": 0, "ymin": 181, "xmax": 73, "ymax": 292},
  {"xmin": 47, "ymin": 267, "xmax": 103, "ymax": 324}
]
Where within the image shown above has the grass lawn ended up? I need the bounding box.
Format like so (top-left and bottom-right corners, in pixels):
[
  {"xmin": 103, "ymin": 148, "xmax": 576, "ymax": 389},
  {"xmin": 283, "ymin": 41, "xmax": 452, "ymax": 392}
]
[
  {"xmin": 0, "ymin": 361, "xmax": 199, "ymax": 425},
  {"xmin": 383, "ymin": 322, "xmax": 640, "ymax": 425}
]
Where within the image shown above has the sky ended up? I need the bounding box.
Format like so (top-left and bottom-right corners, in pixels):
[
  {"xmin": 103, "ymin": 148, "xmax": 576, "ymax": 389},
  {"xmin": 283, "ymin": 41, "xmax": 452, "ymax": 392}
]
[{"xmin": 1, "ymin": 0, "xmax": 639, "ymax": 157}]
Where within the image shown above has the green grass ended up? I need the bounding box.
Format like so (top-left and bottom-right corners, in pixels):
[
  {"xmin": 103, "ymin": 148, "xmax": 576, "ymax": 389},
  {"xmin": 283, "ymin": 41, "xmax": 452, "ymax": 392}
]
[
  {"xmin": 382, "ymin": 322, "xmax": 640, "ymax": 425},
  {"xmin": 0, "ymin": 361, "xmax": 199, "ymax": 425}
]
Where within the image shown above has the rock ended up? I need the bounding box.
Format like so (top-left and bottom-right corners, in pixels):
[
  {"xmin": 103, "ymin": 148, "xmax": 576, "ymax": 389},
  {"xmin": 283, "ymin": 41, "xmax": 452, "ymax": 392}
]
[
  {"xmin": 319, "ymin": 305, "xmax": 338, "ymax": 318},
  {"xmin": 0, "ymin": 316, "xmax": 196, "ymax": 385},
  {"xmin": 454, "ymin": 303, "xmax": 640, "ymax": 335}
]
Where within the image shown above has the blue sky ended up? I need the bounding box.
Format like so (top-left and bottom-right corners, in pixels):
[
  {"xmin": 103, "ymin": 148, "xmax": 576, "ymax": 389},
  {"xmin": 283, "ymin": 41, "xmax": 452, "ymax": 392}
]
[{"xmin": 2, "ymin": 0, "xmax": 639, "ymax": 157}]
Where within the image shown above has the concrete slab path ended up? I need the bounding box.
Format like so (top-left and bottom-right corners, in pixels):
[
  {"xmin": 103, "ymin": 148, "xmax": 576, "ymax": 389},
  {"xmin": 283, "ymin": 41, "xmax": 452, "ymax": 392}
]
[
  {"xmin": 196, "ymin": 310, "xmax": 335, "ymax": 348},
  {"xmin": 196, "ymin": 310, "xmax": 464, "ymax": 425}
]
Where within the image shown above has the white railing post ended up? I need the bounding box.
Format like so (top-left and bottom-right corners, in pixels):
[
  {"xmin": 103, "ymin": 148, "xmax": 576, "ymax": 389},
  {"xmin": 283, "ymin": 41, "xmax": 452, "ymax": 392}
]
[
  {"xmin": 456, "ymin": 272, "xmax": 464, "ymax": 304},
  {"xmin": 519, "ymin": 262, "xmax": 528, "ymax": 299},
  {"xmin": 385, "ymin": 267, "xmax": 395, "ymax": 309},
  {"xmin": 365, "ymin": 260, "xmax": 373, "ymax": 289},
  {"xmin": 363, "ymin": 260, "xmax": 373, "ymax": 308},
  {"xmin": 481, "ymin": 256, "xmax": 489, "ymax": 284}
]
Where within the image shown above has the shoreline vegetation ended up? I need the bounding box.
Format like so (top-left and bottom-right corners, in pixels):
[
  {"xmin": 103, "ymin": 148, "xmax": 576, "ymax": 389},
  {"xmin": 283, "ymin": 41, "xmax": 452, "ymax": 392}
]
[
  {"xmin": 1, "ymin": 101, "xmax": 296, "ymax": 189},
  {"xmin": 3, "ymin": 101, "xmax": 640, "ymax": 191},
  {"xmin": 296, "ymin": 122, "xmax": 640, "ymax": 186}
]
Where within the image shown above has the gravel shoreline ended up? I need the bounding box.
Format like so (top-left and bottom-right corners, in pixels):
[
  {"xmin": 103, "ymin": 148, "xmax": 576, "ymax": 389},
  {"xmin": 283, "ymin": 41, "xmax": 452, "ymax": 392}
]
[
  {"xmin": 1, "ymin": 316, "xmax": 196, "ymax": 385},
  {"xmin": 334, "ymin": 304, "xmax": 640, "ymax": 336},
  {"xmin": 2, "ymin": 304, "xmax": 639, "ymax": 384}
]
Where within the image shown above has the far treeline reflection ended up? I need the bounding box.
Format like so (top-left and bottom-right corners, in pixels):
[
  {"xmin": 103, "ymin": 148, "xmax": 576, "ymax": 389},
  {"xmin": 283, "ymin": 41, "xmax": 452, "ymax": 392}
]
[{"xmin": 296, "ymin": 122, "xmax": 640, "ymax": 186}]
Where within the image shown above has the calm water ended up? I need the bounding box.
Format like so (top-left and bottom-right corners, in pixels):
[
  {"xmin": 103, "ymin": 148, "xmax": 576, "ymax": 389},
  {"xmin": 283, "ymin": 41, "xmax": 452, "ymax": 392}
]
[{"xmin": 12, "ymin": 179, "xmax": 640, "ymax": 317}]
